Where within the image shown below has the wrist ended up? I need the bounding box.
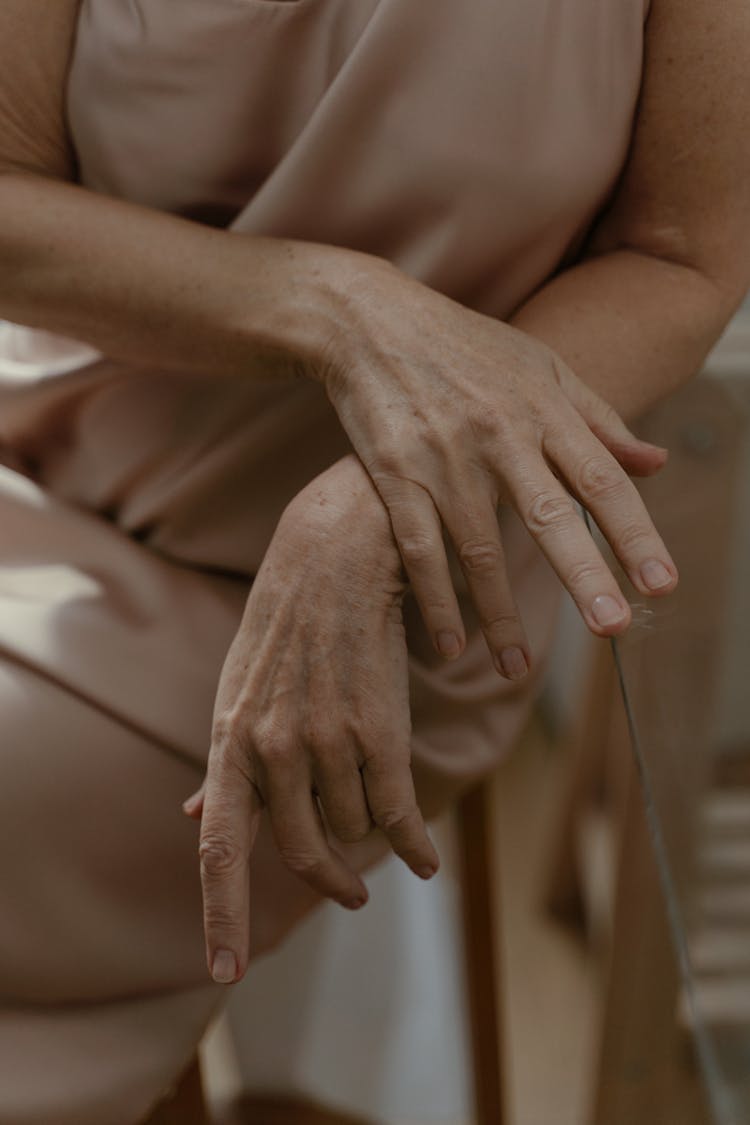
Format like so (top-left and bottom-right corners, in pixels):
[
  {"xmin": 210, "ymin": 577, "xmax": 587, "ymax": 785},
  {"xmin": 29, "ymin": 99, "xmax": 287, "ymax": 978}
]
[
  {"xmin": 239, "ymin": 239, "xmax": 391, "ymax": 378},
  {"xmin": 280, "ymin": 456, "xmax": 403, "ymax": 581},
  {"xmin": 283, "ymin": 455, "xmax": 390, "ymax": 535}
]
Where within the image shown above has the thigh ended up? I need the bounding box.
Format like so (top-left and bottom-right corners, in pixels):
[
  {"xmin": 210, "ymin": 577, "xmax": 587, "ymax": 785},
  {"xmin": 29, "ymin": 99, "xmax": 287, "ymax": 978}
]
[
  {"xmin": 0, "ymin": 656, "xmax": 226, "ymax": 1125},
  {"xmin": 0, "ymin": 656, "xmax": 208, "ymax": 1001},
  {"xmin": 0, "ymin": 467, "xmax": 241, "ymax": 1122}
]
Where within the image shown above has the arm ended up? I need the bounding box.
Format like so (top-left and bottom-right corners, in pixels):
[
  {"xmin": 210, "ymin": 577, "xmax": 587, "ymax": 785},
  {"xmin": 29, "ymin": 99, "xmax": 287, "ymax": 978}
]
[
  {"xmin": 315, "ymin": 0, "xmax": 749, "ymax": 666},
  {"xmin": 195, "ymin": 0, "xmax": 750, "ymax": 978},
  {"xmin": 511, "ymin": 0, "xmax": 750, "ymax": 419},
  {"xmin": 0, "ymin": 0, "xmax": 352, "ymax": 379},
  {"xmin": 5, "ymin": 2, "xmax": 744, "ymax": 673}
]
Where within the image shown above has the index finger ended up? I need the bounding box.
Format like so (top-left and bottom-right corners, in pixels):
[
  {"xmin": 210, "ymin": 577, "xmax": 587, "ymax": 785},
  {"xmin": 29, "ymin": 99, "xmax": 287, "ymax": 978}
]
[{"xmin": 199, "ymin": 755, "xmax": 262, "ymax": 985}]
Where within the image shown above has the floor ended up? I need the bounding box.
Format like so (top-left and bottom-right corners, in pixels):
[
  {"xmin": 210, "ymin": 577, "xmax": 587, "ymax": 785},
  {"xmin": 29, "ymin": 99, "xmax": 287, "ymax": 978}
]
[{"xmin": 201, "ymin": 713, "xmax": 602, "ymax": 1125}]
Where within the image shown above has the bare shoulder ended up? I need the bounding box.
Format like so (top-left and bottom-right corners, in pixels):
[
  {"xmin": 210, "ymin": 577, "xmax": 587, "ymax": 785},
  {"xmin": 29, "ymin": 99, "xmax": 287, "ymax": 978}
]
[
  {"xmin": 0, "ymin": 0, "xmax": 83, "ymax": 179},
  {"xmin": 589, "ymin": 0, "xmax": 750, "ymax": 300}
]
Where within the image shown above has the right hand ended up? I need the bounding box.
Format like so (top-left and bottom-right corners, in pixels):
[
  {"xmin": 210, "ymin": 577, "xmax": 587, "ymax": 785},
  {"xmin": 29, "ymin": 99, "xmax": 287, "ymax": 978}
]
[
  {"xmin": 185, "ymin": 456, "xmax": 438, "ymax": 981},
  {"xmin": 311, "ymin": 252, "xmax": 677, "ymax": 678}
]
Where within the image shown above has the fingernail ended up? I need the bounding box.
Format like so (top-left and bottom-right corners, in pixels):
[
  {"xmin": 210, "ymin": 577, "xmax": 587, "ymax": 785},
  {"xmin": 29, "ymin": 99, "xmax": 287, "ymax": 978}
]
[
  {"xmin": 211, "ymin": 950, "xmax": 237, "ymax": 984},
  {"xmin": 437, "ymin": 631, "xmax": 462, "ymax": 659},
  {"xmin": 499, "ymin": 646, "xmax": 529, "ymax": 681},
  {"xmin": 640, "ymin": 559, "xmax": 673, "ymax": 591},
  {"xmin": 182, "ymin": 796, "xmax": 198, "ymax": 814},
  {"xmin": 417, "ymin": 864, "xmax": 438, "ymax": 880},
  {"xmin": 349, "ymin": 895, "xmax": 368, "ymax": 910},
  {"xmin": 592, "ymin": 595, "xmax": 628, "ymax": 629}
]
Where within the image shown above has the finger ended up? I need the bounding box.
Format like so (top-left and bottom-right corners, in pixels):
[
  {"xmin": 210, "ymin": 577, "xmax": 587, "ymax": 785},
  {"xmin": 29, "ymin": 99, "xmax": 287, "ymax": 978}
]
[
  {"xmin": 361, "ymin": 747, "xmax": 439, "ymax": 878},
  {"xmin": 199, "ymin": 756, "xmax": 262, "ymax": 985},
  {"xmin": 555, "ymin": 365, "xmax": 668, "ymax": 477},
  {"xmin": 263, "ymin": 755, "xmax": 369, "ymax": 908},
  {"xmin": 506, "ymin": 453, "xmax": 633, "ymax": 637},
  {"xmin": 372, "ymin": 473, "xmax": 466, "ymax": 660},
  {"xmin": 444, "ymin": 490, "xmax": 531, "ymax": 681},
  {"xmin": 544, "ymin": 424, "xmax": 678, "ymax": 599},
  {"xmin": 313, "ymin": 758, "xmax": 373, "ymax": 844},
  {"xmin": 182, "ymin": 779, "xmax": 206, "ymax": 820}
]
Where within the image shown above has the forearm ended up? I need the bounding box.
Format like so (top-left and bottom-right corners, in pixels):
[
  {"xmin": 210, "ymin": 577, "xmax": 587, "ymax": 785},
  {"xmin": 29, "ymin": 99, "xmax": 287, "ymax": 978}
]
[
  {"xmin": 0, "ymin": 170, "xmax": 349, "ymax": 378},
  {"xmin": 510, "ymin": 248, "xmax": 742, "ymax": 422}
]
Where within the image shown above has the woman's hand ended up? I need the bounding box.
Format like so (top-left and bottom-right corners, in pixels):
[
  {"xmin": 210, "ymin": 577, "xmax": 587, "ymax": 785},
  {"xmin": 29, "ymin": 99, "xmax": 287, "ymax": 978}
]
[
  {"xmin": 314, "ymin": 254, "xmax": 677, "ymax": 677},
  {"xmin": 186, "ymin": 456, "xmax": 438, "ymax": 984}
]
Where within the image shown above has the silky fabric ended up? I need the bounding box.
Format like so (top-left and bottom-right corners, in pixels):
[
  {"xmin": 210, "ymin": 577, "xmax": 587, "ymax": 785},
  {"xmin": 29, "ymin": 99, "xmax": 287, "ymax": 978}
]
[{"xmin": 0, "ymin": 1, "xmax": 649, "ymax": 1121}]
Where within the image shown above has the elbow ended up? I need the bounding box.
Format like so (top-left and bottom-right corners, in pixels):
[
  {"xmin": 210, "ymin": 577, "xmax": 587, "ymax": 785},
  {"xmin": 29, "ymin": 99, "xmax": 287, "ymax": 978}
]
[{"xmin": 586, "ymin": 216, "xmax": 750, "ymax": 318}]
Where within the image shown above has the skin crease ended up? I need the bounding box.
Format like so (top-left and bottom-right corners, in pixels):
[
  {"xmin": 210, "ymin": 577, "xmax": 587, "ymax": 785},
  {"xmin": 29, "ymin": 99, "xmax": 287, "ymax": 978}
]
[{"xmin": 1, "ymin": 1, "xmax": 749, "ymax": 984}]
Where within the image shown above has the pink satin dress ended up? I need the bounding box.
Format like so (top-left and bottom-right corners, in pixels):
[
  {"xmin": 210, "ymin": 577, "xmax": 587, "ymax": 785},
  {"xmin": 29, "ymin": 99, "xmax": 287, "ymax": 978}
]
[{"xmin": 0, "ymin": 1, "xmax": 649, "ymax": 1121}]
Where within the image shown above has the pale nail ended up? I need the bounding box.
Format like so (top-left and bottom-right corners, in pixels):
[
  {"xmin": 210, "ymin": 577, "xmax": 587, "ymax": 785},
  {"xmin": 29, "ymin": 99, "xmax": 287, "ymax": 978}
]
[
  {"xmin": 437, "ymin": 631, "xmax": 462, "ymax": 659},
  {"xmin": 592, "ymin": 595, "xmax": 628, "ymax": 629},
  {"xmin": 211, "ymin": 950, "xmax": 237, "ymax": 984},
  {"xmin": 499, "ymin": 647, "xmax": 529, "ymax": 681},
  {"xmin": 417, "ymin": 864, "xmax": 438, "ymax": 880},
  {"xmin": 640, "ymin": 559, "xmax": 673, "ymax": 591}
]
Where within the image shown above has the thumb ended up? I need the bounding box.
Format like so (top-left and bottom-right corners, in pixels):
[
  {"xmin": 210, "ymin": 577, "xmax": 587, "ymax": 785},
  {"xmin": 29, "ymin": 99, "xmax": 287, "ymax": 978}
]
[{"xmin": 182, "ymin": 778, "xmax": 207, "ymax": 820}]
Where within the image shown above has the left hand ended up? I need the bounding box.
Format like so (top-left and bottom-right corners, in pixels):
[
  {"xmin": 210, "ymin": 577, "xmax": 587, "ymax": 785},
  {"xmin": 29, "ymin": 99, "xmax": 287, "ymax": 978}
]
[
  {"xmin": 309, "ymin": 251, "xmax": 676, "ymax": 670},
  {"xmin": 183, "ymin": 456, "xmax": 439, "ymax": 984}
]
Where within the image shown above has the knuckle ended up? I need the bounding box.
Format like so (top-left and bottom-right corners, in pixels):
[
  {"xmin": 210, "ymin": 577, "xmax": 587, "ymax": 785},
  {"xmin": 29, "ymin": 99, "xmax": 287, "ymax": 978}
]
[
  {"xmin": 367, "ymin": 453, "xmax": 406, "ymax": 490},
  {"xmin": 374, "ymin": 806, "xmax": 417, "ymax": 838},
  {"xmin": 277, "ymin": 847, "xmax": 326, "ymax": 879},
  {"xmin": 469, "ymin": 405, "xmax": 529, "ymax": 451},
  {"xmin": 548, "ymin": 353, "xmax": 571, "ymax": 391},
  {"xmin": 615, "ymin": 521, "xmax": 654, "ymax": 554},
  {"xmin": 565, "ymin": 560, "xmax": 606, "ymax": 591},
  {"xmin": 457, "ymin": 537, "xmax": 503, "ymax": 575},
  {"xmin": 359, "ymin": 741, "xmax": 402, "ymax": 774},
  {"xmin": 203, "ymin": 903, "xmax": 243, "ymax": 934},
  {"xmin": 254, "ymin": 732, "xmax": 296, "ymax": 770},
  {"xmin": 465, "ymin": 404, "xmax": 502, "ymax": 443},
  {"xmin": 576, "ymin": 455, "xmax": 623, "ymax": 500},
  {"xmin": 199, "ymin": 833, "xmax": 244, "ymax": 876},
  {"xmin": 330, "ymin": 817, "xmax": 372, "ymax": 844},
  {"xmin": 526, "ymin": 490, "xmax": 576, "ymax": 535},
  {"xmin": 482, "ymin": 609, "xmax": 520, "ymax": 634},
  {"xmin": 422, "ymin": 417, "xmax": 460, "ymax": 453},
  {"xmin": 597, "ymin": 400, "xmax": 619, "ymax": 427},
  {"xmin": 211, "ymin": 713, "xmax": 233, "ymax": 747},
  {"xmin": 300, "ymin": 716, "xmax": 334, "ymax": 755},
  {"xmin": 211, "ymin": 712, "xmax": 244, "ymax": 758},
  {"xmin": 398, "ymin": 533, "xmax": 437, "ymax": 569}
]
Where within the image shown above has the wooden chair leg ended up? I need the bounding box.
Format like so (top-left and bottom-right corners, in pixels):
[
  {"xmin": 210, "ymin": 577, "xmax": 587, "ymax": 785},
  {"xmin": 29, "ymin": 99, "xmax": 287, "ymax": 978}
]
[{"xmin": 457, "ymin": 781, "xmax": 506, "ymax": 1125}]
